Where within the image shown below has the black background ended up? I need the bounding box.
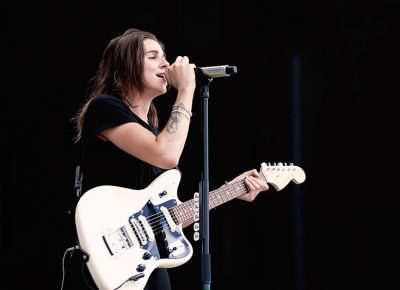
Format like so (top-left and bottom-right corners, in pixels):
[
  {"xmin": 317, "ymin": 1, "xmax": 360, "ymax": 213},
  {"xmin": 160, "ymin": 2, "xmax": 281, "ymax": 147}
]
[{"xmin": 2, "ymin": 1, "xmax": 399, "ymax": 290}]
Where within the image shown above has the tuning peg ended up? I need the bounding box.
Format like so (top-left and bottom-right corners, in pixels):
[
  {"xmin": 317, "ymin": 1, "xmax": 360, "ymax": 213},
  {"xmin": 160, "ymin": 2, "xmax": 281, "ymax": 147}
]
[
  {"xmin": 193, "ymin": 192, "xmax": 199, "ymax": 201},
  {"xmin": 193, "ymin": 192, "xmax": 199, "ymax": 222}
]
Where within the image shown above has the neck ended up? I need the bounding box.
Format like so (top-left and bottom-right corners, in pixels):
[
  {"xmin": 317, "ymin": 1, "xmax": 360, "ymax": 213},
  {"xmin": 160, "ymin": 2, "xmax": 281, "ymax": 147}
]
[
  {"xmin": 128, "ymin": 95, "xmax": 152, "ymax": 123},
  {"xmin": 171, "ymin": 174, "xmax": 265, "ymax": 226}
]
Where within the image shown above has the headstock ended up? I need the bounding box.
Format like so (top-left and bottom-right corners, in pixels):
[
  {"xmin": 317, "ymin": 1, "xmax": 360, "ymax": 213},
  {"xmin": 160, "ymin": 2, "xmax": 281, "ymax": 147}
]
[{"xmin": 260, "ymin": 162, "xmax": 306, "ymax": 191}]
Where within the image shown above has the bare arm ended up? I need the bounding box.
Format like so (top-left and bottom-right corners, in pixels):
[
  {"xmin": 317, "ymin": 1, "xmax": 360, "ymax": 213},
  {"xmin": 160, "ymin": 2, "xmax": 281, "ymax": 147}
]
[{"xmin": 99, "ymin": 56, "xmax": 196, "ymax": 169}]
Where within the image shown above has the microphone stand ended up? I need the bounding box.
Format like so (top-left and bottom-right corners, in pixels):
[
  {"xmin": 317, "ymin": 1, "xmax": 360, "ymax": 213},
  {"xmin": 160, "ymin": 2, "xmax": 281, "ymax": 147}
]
[
  {"xmin": 195, "ymin": 65, "xmax": 236, "ymax": 290},
  {"xmin": 197, "ymin": 71, "xmax": 213, "ymax": 290}
]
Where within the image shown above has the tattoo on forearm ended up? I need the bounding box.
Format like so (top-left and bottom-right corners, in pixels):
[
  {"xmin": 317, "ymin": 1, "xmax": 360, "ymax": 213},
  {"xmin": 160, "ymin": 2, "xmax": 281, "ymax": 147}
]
[{"xmin": 166, "ymin": 111, "xmax": 182, "ymax": 137}]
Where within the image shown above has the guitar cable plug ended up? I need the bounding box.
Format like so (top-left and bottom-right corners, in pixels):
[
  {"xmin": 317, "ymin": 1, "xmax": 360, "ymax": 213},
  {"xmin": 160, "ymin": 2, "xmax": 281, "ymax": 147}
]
[
  {"xmin": 60, "ymin": 245, "xmax": 79, "ymax": 290},
  {"xmin": 66, "ymin": 245, "xmax": 80, "ymax": 251}
]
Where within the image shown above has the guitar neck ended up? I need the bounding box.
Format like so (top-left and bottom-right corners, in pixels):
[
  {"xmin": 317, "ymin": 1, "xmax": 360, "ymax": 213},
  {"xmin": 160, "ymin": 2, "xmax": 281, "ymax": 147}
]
[{"xmin": 171, "ymin": 172, "xmax": 267, "ymax": 225}]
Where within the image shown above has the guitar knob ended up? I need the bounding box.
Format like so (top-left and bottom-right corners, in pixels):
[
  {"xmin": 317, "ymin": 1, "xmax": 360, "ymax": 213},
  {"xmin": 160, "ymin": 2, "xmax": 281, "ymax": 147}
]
[
  {"xmin": 169, "ymin": 247, "xmax": 177, "ymax": 253},
  {"xmin": 136, "ymin": 263, "xmax": 147, "ymax": 272},
  {"xmin": 142, "ymin": 251, "xmax": 152, "ymax": 260}
]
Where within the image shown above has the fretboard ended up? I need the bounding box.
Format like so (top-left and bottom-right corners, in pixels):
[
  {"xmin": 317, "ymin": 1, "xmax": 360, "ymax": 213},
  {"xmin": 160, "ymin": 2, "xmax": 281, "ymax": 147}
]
[{"xmin": 170, "ymin": 171, "xmax": 267, "ymax": 225}]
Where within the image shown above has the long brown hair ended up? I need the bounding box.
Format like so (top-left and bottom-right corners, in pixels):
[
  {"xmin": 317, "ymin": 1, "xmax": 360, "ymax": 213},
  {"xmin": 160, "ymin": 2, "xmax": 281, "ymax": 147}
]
[{"xmin": 72, "ymin": 28, "xmax": 164, "ymax": 142}]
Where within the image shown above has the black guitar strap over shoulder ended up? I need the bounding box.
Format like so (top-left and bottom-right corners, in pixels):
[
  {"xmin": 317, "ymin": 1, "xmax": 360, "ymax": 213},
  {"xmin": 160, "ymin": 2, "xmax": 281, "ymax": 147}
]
[{"xmin": 74, "ymin": 165, "xmax": 83, "ymax": 198}]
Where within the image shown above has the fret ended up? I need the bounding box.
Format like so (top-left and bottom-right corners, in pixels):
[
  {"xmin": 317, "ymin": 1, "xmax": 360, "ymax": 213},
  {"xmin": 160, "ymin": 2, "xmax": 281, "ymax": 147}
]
[
  {"xmin": 224, "ymin": 185, "xmax": 232, "ymax": 201},
  {"xmin": 180, "ymin": 203, "xmax": 188, "ymax": 222},
  {"xmin": 210, "ymin": 193, "xmax": 218, "ymax": 209},
  {"xmin": 221, "ymin": 186, "xmax": 231, "ymax": 202},
  {"xmin": 219, "ymin": 187, "xmax": 227, "ymax": 203},
  {"xmin": 223, "ymin": 187, "xmax": 231, "ymax": 202},
  {"xmin": 173, "ymin": 204, "xmax": 183, "ymax": 224},
  {"xmin": 239, "ymin": 181, "xmax": 247, "ymax": 195},
  {"xmin": 214, "ymin": 190, "xmax": 223, "ymax": 206},
  {"xmin": 185, "ymin": 201, "xmax": 193, "ymax": 221},
  {"xmin": 232, "ymin": 181, "xmax": 243, "ymax": 198}
]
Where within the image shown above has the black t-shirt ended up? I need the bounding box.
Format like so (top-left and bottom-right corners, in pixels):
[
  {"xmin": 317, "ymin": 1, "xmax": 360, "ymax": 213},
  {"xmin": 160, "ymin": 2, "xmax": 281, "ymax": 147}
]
[
  {"xmin": 80, "ymin": 94, "xmax": 165, "ymax": 193},
  {"xmin": 77, "ymin": 95, "xmax": 171, "ymax": 290}
]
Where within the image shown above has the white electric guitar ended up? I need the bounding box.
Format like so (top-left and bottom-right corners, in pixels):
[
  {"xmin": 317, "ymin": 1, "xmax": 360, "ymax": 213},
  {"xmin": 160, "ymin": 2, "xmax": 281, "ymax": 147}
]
[{"xmin": 75, "ymin": 162, "xmax": 306, "ymax": 290}]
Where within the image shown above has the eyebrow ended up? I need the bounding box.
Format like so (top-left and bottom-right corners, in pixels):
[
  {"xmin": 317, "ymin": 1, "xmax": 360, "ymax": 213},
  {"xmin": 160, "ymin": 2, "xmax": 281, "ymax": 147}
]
[{"xmin": 146, "ymin": 49, "xmax": 166, "ymax": 57}]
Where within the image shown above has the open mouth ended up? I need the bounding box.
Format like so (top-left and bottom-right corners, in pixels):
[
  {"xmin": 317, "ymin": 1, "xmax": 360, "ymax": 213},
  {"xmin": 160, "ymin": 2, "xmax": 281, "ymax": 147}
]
[{"xmin": 156, "ymin": 73, "xmax": 166, "ymax": 80}]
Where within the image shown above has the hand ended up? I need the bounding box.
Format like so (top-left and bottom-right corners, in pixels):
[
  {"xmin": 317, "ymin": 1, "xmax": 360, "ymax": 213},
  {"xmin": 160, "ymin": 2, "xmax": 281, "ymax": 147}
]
[
  {"xmin": 229, "ymin": 169, "xmax": 269, "ymax": 202},
  {"xmin": 166, "ymin": 56, "xmax": 196, "ymax": 92}
]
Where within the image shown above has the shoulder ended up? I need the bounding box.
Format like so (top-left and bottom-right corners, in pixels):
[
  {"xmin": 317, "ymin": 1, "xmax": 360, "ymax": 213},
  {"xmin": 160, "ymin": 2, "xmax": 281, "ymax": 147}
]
[
  {"xmin": 87, "ymin": 94, "xmax": 132, "ymax": 116},
  {"xmin": 90, "ymin": 94, "xmax": 126, "ymax": 108},
  {"xmin": 84, "ymin": 95, "xmax": 141, "ymax": 133}
]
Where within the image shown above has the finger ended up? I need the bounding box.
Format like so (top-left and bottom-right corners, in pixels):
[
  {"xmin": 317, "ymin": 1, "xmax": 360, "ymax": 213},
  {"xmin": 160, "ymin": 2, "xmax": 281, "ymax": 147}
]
[
  {"xmin": 175, "ymin": 56, "xmax": 183, "ymax": 63},
  {"xmin": 249, "ymin": 175, "xmax": 268, "ymax": 191},
  {"xmin": 250, "ymin": 169, "xmax": 260, "ymax": 178},
  {"xmin": 245, "ymin": 176, "xmax": 259, "ymax": 192}
]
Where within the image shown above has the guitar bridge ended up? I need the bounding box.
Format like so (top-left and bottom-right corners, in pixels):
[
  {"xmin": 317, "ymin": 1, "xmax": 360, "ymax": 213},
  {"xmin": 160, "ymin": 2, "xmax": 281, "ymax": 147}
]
[{"xmin": 102, "ymin": 226, "xmax": 133, "ymax": 256}]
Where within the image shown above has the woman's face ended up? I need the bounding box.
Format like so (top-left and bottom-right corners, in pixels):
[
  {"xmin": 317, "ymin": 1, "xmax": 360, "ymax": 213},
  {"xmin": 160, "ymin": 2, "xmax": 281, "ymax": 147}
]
[{"xmin": 141, "ymin": 39, "xmax": 169, "ymax": 97}]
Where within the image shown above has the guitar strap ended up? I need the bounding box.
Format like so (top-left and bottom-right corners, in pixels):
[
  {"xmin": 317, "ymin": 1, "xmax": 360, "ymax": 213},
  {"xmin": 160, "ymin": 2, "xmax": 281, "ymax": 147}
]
[{"xmin": 74, "ymin": 165, "xmax": 83, "ymax": 198}]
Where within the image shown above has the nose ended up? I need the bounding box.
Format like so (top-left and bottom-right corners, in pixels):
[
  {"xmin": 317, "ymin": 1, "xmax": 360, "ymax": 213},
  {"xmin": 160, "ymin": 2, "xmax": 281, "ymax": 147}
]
[{"xmin": 161, "ymin": 58, "xmax": 169, "ymax": 68}]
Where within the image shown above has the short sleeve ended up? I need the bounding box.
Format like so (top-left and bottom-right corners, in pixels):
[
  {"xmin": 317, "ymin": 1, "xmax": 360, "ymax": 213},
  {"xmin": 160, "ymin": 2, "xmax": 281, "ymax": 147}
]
[{"xmin": 84, "ymin": 95, "xmax": 141, "ymax": 136}]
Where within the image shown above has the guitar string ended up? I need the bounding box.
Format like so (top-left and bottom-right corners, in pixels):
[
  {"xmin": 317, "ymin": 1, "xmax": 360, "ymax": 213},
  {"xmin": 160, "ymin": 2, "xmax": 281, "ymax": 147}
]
[
  {"xmin": 130, "ymin": 166, "xmax": 300, "ymax": 242},
  {"xmin": 143, "ymin": 191, "xmax": 223, "ymax": 230},
  {"xmin": 137, "ymin": 166, "xmax": 288, "ymax": 230},
  {"xmin": 109, "ymin": 168, "xmax": 302, "ymax": 245},
  {"xmin": 143, "ymin": 178, "xmax": 249, "ymax": 225},
  {"xmin": 137, "ymin": 167, "xmax": 289, "ymax": 239},
  {"xmin": 129, "ymin": 180, "xmax": 251, "ymax": 239},
  {"xmin": 146, "ymin": 180, "xmax": 249, "ymax": 229}
]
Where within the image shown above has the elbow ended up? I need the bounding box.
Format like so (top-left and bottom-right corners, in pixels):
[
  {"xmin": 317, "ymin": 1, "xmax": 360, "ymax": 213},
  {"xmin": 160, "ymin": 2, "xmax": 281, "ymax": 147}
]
[
  {"xmin": 151, "ymin": 141, "xmax": 182, "ymax": 169},
  {"xmin": 165, "ymin": 157, "xmax": 180, "ymax": 169},
  {"xmin": 159, "ymin": 155, "xmax": 180, "ymax": 169}
]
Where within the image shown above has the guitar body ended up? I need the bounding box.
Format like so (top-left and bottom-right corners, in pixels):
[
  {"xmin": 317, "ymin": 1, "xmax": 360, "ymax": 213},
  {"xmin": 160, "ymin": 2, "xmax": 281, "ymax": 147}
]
[
  {"xmin": 75, "ymin": 162, "xmax": 306, "ymax": 290},
  {"xmin": 75, "ymin": 169, "xmax": 193, "ymax": 290}
]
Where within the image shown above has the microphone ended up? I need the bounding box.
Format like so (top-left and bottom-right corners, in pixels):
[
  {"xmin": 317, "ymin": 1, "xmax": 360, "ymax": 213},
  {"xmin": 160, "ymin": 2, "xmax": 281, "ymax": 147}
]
[{"xmin": 195, "ymin": 65, "xmax": 238, "ymax": 79}]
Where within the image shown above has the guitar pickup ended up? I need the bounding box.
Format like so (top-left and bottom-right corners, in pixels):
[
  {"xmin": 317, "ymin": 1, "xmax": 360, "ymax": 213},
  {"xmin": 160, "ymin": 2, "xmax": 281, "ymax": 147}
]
[
  {"xmin": 138, "ymin": 215, "xmax": 155, "ymax": 241},
  {"xmin": 130, "ymin": 217, "xmax": 148, "ymax": 246},
  {"xmin": 160, "ymin": 206, "xmax": 177, "ymax": 232}
]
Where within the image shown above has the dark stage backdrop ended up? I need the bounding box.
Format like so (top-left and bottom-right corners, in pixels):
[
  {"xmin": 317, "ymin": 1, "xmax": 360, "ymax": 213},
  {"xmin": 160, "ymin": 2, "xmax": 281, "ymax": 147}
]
[{"xmin": 2, "ymin": 1, "xmax": 399, "ymax": 290}]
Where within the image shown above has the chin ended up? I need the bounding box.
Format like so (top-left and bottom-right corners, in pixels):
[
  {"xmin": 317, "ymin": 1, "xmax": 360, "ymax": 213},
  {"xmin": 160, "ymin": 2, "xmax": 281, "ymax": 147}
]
[
  {"xmin": 159, "ymin": 86, "xmax": 168, "ymax": 94},
  {"xmin": 153, "ymin": 87, "xmax": 167, "ymax": 97}
]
